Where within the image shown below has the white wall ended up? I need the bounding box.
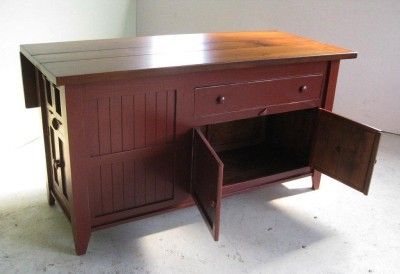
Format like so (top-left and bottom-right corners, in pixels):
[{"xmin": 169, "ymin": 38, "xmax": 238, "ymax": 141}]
[
  {"xmin": 137, "ymin": 0, "xmax": 400, "ymax": 134},
  {"xmin": 0, "ymin": 0, "xmax": 136, "ymax": 151}
]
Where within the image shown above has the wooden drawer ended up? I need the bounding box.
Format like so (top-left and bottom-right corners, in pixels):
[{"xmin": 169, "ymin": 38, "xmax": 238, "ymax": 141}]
[{"xmin": 194, "ymin": 74, "xmax": 324, "ymax": 119}]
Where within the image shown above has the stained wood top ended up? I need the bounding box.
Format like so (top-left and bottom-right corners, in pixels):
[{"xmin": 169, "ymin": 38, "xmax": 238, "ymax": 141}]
[{"xmin": 20, "ymin": 31, "xmax": 356, "ymax": 85}]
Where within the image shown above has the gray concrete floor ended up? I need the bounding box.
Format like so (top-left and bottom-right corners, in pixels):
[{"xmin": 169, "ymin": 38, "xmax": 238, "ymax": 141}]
[{"xmin": 0, "ymin": 133, "xmax": 399, "ymax": 274}]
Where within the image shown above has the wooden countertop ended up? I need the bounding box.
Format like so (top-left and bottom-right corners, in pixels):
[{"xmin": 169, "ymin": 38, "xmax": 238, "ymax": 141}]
[{"xmin": 20, "ymin": 31, "xmax": 356, "ymax": 85}]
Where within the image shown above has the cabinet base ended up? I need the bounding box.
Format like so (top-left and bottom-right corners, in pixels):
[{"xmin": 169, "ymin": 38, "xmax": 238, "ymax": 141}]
[{"xmin": 50, "ymin": 172, "xmax": 315, "ymax": 255}]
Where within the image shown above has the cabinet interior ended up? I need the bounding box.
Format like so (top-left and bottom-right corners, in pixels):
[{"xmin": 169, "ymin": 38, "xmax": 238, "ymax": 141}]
[{"xmin": 201, "ymin": 109, "xmax": 317, "ymax": 185}]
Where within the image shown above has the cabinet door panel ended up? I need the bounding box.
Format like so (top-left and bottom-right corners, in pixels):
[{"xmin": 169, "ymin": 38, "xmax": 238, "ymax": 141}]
[
  {"xmin": 192, "ymin": 128, "xmax": 223, "ymax": 240},
  {"xmin": 311, "ymin": 109, "xmax": 380, "ymax": 195}
]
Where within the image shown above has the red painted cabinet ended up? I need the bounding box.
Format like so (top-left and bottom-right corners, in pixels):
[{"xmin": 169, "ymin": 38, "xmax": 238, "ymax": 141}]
[{"xmin": 20, "ymin": 31, "xmax": 380, "ymax": 255}]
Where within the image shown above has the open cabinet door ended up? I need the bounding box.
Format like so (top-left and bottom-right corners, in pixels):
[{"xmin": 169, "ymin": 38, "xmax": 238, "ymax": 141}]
[
  {"xmin": 311, "ymin": 109, "xmax": 381, "ymax": 195},
  {"xmin": 192, "ymin": 128, "xmax": 223, "ymax": 240}
]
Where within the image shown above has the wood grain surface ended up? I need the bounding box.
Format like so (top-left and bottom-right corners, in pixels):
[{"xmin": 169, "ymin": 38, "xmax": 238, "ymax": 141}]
[{"xmin": 20, "ymin": 31, "xmax": 356, "ymax": 85}]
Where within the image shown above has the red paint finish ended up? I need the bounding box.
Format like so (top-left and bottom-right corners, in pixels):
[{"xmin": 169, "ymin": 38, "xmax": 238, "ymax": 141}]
[
  {"xmin": 82, "ymin": 82, "xmax": 179, "ymax": 222},
  {"xmin": 89, "ymin": 154, "xmax": 176, "ymax": 218},
  {"xmin": 311, "ymin": 109, "xmax": 380, "ymax": 195},
  {"xmin": 85, "ymin": 88, "xmax": 176, "ymax": 156},
  {"xmin": 194, "ymin": 74, "xmax": 324, "ymax": 119},
  {"xmin": 193, "ymin": 128, "xmax": 223, "ymax": 240},
  {"xmin": 19, "ymin": 32, "xmax": 381, "ymax": 256}
]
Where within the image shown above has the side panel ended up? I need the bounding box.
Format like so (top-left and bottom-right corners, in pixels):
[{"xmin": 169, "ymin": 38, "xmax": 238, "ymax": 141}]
[
  {"xmin": 39, "ymin": 73, "xmax": 72, "ymax": 217},
  {"xmin": 88, "ymin": 152, "xmax": 176, "ymax": 219},
  {"xmin": 37, "ymin": 71, "xmax": 55, "ymax": 206},
  {"xmin": 85, "ymin": 89, "xmax": 176, "ymax": 157},
  {"xmin": 83, "ymin": 80, "xmax": 185, "ymax": 227},
  {"xmin": 311, "ymin": 109, "xmax": 381, "ymax": 195},
  {"xmin": 192, "ymin": 128, "xmax": 223, "ymax": 240}
]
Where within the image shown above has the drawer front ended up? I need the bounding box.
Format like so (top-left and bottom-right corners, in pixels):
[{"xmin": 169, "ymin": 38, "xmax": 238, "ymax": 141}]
[{"xmin": 194, "ymin": 74, "xmax": 324, "ymax": 119}]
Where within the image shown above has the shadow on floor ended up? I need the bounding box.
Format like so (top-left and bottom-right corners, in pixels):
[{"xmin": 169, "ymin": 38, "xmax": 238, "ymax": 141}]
[{"xmin": 1, "ymin": 179, "xmax": 329, "ymax": 260}]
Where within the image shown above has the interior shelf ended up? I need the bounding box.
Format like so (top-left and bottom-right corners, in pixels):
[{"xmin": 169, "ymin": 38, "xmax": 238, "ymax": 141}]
[
  {"xmin": 200, "ymin": 109, "xmax": 316, "ymax": 186},
  {"xmin": 218, "ymin": 144, "xmax": 309, "ymax": 185}
]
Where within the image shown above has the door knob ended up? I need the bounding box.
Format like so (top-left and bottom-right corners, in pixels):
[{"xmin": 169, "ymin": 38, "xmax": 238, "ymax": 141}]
[
  {"xmin": 299, "ymin": 85, "xmax": 308, "ymax": 93},
  {"xmin": 216, "ymin": 96, "xmax": 225, "ymax": 104},
  {"xmin": 53, "ymin": 159, "xmax": 64, "ymax": 169},
  {"xmin": 52, "ymin": 118, "xmax": 62, "ymax": 130}
]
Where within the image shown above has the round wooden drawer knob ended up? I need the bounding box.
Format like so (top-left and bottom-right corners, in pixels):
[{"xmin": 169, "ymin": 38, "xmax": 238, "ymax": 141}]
[
  {"xmin": 217, "ymin": 96, "xmax": 225, "ymax": 104},
  {"xmin": 299, "ymin": 85, "xmax": 308, "ymax": 93}
]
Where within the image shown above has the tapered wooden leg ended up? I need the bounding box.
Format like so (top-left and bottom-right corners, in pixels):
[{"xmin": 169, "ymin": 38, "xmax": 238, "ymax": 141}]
[
  {"xmin": 47, "ymin": 187, "xmax": 55, "ymax": 206},
  {"xmin": 73, "ymin": 227, "xmax": 91, "ymax": 255},
  {"xmin": 312, "ymin": 170, "xmax": 321, "ymax": 190},
  {"xmin": 65, "ymin": 85, "xmax": 92, "ymax": 256}
]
